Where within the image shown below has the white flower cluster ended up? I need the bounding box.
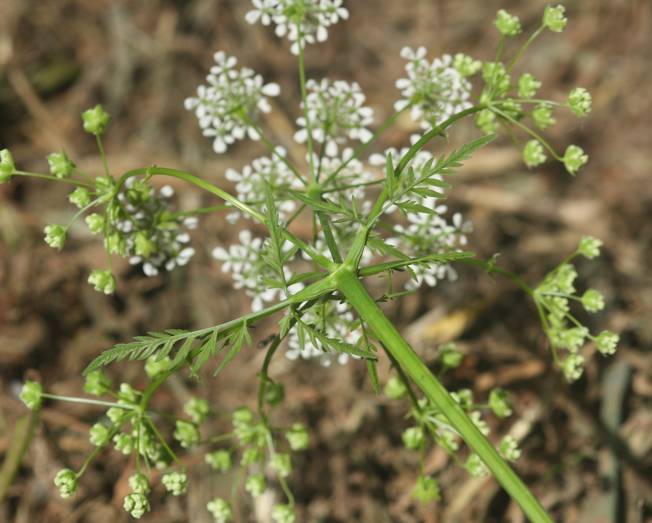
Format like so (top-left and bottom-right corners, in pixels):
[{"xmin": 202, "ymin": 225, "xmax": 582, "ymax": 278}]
[
  {"xmin": 225, "ymin": 148, "xmax": 301, "ymax": 223},
  {"xmin": 109, "ymin": 180, "xmax": 196, "ymax": 277},
  {"xmin": 395, "ymin": 47, "xmax": 472, "ymax": 129},
  {"xmin": 184, "ymin": 52, "xmax": 280, "ymax": 154},
  {"xmin": 287, "ymin": 301, "xmax": 362, "ymax": 366},
  {"xmin": 295, "ymin": 79, "xmax": 374, "ymax": 157},
  {"xmin": 245, "ymin": 0, "xmax": 349, "ymax": 55},
  {"xmin": 212, "ymin": 230, "xmax": 303, "ymax": 312},
  {"xmin": 314, "ymin": 148, "xmax": 375, "ymax": 204}
]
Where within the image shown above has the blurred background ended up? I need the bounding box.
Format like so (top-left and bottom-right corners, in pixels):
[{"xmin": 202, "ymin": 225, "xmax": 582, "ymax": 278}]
[{"xmin": 1, "ymin": 0, "xmax": 651, "ymax": 522}]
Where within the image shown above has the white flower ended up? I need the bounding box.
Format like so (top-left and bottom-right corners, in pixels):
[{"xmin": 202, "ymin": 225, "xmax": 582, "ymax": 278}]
[
  {"xmin": 184, "ymin": 52, "xmax": 280, "ymax": 154},
  {"xmin": 395, "ymin": 48, "xmax": 472, "ymax": 129},
  {"xmin": 245, "ymin": 0, "xmax": 349, "ymax": 55},
  {"xmin": 224, "ymin": 148, "xmax": 301, "ymax": 222},
  {"xmin": 295, "ymin": 79, "xmax": 374, "ymax": 157}
]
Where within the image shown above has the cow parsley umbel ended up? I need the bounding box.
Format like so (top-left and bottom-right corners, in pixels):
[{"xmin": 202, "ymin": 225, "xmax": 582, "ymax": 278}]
[{"xmin": 11, "ymin": 4, "xmax": 613, "ymax": 523}]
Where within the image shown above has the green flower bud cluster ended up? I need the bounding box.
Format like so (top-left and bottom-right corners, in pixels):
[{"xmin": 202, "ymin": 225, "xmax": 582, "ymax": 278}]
[
  {"xmin": 207, "ymin": 497, "xmax": 233, "ymax": 522},
  {"xmin": 162, "ymin": 471, "xmax": 188, "ymax": 496},
  {"xmin": 494, "ymin": 9, "xmax": 522, "ymax": 37},
  {"xmin": 534, "ymin": 236, "xmax": 619, "ymax": 381},
  {"xmin": 124, "ymin": 473, "xmax": 151, "ymax": 519}
]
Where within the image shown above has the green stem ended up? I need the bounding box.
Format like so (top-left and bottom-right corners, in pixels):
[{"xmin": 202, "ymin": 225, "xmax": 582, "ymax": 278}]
[
  {"xmin": 297, "ymin": 27, "xmax": 316, "ymax": 181},
  {"xmin": 507, "ymin": 26, "xmax": 545, "ymax": 73},
  {"xmin": 335, "ymin": 268, "xmax": 552, "ymax": 523},
  {"xmin": 96, "ymin": 135, "xmax": 111, "ymax": 178},
  {"xmin": 14, "ymin": 171, "xmax": 94, "ymax": 189},
  {"xmin": 40, "ymin": 393, "xmax": 136, "ymax": 410}
]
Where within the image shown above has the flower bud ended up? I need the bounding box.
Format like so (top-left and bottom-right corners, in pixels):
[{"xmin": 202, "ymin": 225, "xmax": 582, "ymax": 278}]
[
  {"xmin": 184, "ymin": 397, "xmax": 210, "ymax": 424},
  {"xmin": 0, "ymin": 149, "xmax": 16, "ymax": 182},
  {"xmin": 523, "ymin": 140, "xmax": 546, "ymax": 168},
  {"xmin": 162, "ymin": 471, "xmax": 188, "ymax": 496},
  {"xmin": 412, "ymin": 475, "xmax": 440, "ymax": 503},
  {"xmin": 568, "ymin": 87, "xmax": 592, "ymax": 117},
  {"xmin": 271, "ymin": 453, "xmax": 292, "ymax": 478},
  {"xmin": 518, "ymin": 73, "xmax": 541, "ymax": 99},
  {"xmin": 499, "ymin": 435, "xmax": 521, "ymax": 461},
  {"xmin": 245, "ymin": 473, "xmax": 266, "ymax": 498},
  {"xmin": 54, "ymin": 468, "xmax": 78, "ymax": 498},
  {"xmin": 44, "ymin": 224, "xmax": 66, "ymax": 250},
  {"xmin": 89, "ymin": 422, "xmax": 111, "ymax": 446},
  {"xmin": 285, "ymin": 423, "xmax": 309, "ymax": 451},
  {"xmin": 562, "ymin": 353, "xmax": 585, "ymax": 381},
  {"xmin": 145, "ymin": 355, "xmax": 172, "ymax": 378},
  {"xmin": 19, "ymin": 380, "xmax": 43, "ymax": 410},
  {"xmin": 489, "ymin": 388, "xmax": 513, "ymax": 418},
  {"xmin": 113, "ymin": 433, "xmax": 134, "ymax": 454},
  {"xmin": 439, "ymin": 342, "xmax": 463, "ymax": 369},
  {"xmin": 532, "ymin": 103, "xmax": 555, "ymax": 129},
  {"xmin": 84, "ymin": 369, "xmax": 112, "ymax": 396},
  {"xmin": 47, "ymin": 151, "xmax": 75, "ymax": 179},
  {"xmin": 453, "ymin": 53, "xmax": 481, "ymax": 77},
  {"xmin": 68, "ymin": 187, "xmax": 91, "ymax": 208},
  {"xmin": 383, "ymin": 376, "xmax": 407, "ymax": 400},
  {"xmin": 563, "ymin": 145, "xmax": 588, "ymax": 175},
  {"xmin": 543, "ymin": 5, "xmax": 567, "ymax": 32},
  {"xmin": 123, "ymin": 492, "xmax": 150, "ymax": 519},
  {"xmin": 577, "ymin": 235, "xmax": 602, "ymax": 259},
  {"xmin": 595, "ymin": 330, "xmax": 619, "ymax": 355},
  {"xmin": 494, "ymin": 9, "xmax": 522, "ymax": 37},
  {"xmin": 465, "ymin": 453, "xmax": 488, "ymax": 477},
  {"xmin": 401, "ymin": 426, "xmax": 424, "ymax": 450},
  {"xmin": 581, "ymin": 289, "xmax": 605, "ymax": 312},
  {"xmin": 85, "ymin": 213, "xmax": 105, "ymax": 235},
  {"xmin": 272, "ymin": 504, "xmax": 296, "ymax": 523},
  {"xmin": 173, "ymin": 420, "xmax": 200, "ymax": 448},
  {"xmin": 207, "ymin": 497, "xmax": 233, "ymax": 522},
  {"xmin": 128, "ymin": 473, "xmax": 151, "ymax": 494},
  {"xmin": 205, "ymin": 450, "xmax": 232, "ymax": 472},
  {"xmin": 82, "ymin": 104, "xmax": 111, "ymax": 136},
  {"xmin": 88, "ymin": 269, "xmax": 116, "ymax": 295}
]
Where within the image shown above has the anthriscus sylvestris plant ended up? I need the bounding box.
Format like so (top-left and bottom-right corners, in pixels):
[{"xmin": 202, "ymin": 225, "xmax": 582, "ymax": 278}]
[{"xmin": 9, "ymin": 3, "xmax": 618, "ymax": 522}]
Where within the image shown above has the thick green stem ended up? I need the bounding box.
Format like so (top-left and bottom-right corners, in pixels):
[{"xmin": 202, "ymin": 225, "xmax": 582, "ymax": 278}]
[{"xmin": 335, "ymin": 268, "xmax": 552, "ymax": 523}]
